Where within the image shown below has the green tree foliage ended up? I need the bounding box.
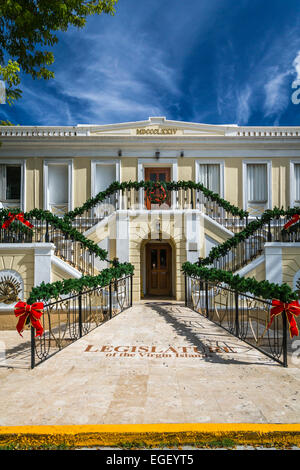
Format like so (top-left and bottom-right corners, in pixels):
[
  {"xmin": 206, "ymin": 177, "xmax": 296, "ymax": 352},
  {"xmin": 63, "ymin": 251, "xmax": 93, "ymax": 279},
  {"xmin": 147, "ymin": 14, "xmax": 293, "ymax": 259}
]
[
  {"xmin": 0, "ymin": 120, "xmax": 15, "ymax": 125},
  {"xmin": 0, "ymin": 1, "xmax": 118, "ymax": 104}
]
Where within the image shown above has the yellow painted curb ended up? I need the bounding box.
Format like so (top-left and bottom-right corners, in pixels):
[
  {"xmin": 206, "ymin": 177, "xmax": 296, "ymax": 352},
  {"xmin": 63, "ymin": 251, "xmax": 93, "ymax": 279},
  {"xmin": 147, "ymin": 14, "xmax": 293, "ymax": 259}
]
[{"xmin": 1, "ymin": 423, "xmax": 300, "ymax": 448}]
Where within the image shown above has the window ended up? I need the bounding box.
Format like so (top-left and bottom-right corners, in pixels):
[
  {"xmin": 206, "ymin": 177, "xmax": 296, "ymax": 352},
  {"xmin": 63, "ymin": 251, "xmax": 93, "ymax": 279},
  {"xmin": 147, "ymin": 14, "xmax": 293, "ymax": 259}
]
[
  {"xmin": 95, "ymin": 164, "xmax": 116, "ymax": 194},
  {"xmin": 91, "ymin": 160, "xmax": 120, "ymax": 216},
  {"xmin": 198, "ymin": 164, "xmax": 220, "ymax": 194},
  {"xmin": 0, "ymin": 163, "xmax": 22, "ymax": 208},
  {"xmin": 247, "ymin": 164, "xmax": 267, "ymax": 203},
  {"xmin": 91, "ymin": 160, "xmax": 120, "ymax": 197},
  {"xmin": 44, "ymin": 160, "xmax": 73, "ymax": 215},
  {"xmin": 48, "ymin": 164, "xmax": 68, "ymax": 207},
  {"xmin": 243, "ymin": 161, "xmax": 271, "ymax": 216}
]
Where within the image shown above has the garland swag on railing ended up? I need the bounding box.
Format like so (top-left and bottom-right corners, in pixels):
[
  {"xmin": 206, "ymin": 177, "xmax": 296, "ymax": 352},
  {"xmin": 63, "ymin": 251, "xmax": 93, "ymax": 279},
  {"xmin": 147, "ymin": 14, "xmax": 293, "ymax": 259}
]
[
  {"xmin": 0, "ymin": 207, "xmax": 109, "ymax": 261},
  {"xmin": 2, "ymin": 181, "xmax": 300, "ymax": 306},
  {"xmin": 0, "ymin": 207, "xmax": 134, "ymax": 304},
  {"xmin": 199, "ymin": 207, "xmax": 300, "ymax": 266},
  {"xmin": 182, "ymin": 207, "xmax": 300, "ymax": 303},
  {"xmin": 28, "ymin": 263, "xmax": 134, "ymax": 304},
  {"xmin": 62, "ymin": 180, "xmax": 248, "ymax": 220},
  {"xmin": 182, "ymin": 262, "xmax": 299, "ymax": 303}
]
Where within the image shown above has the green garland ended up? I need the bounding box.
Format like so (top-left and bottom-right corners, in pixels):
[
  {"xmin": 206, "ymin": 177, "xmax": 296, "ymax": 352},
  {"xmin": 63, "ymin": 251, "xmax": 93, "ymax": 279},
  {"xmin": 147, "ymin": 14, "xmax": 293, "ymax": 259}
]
[
  {"xmin": 183, "ymin": 206, "xmax": 300, "ymax": 302},
  {"xmin": 0, "ymin": 207, "xmax": 133, "ymax": 304},
  {"xmin": 62, "ymin": 180, "xmax": 248, "ymax": 220},
  {"xmin": 28, "ymin": 263, "xmax": 134, "ymax": 304},
  {"xmin": 0, "ymin": 207, "xmax": 109, "ymax": 261},
  {"xmin": 1, "ymin": 183, "xmax": 300, "ymax": 305},
  {"xmin": 182, "ymin": 262, "xmax": 299, "ymax": 303},
  {"xmin": 200, "ymin": 207, "xmax": 300, "ymax": 266},
  {"xmin": 0, "ymin": 180, "xmax": 247, "ymax": 223}
]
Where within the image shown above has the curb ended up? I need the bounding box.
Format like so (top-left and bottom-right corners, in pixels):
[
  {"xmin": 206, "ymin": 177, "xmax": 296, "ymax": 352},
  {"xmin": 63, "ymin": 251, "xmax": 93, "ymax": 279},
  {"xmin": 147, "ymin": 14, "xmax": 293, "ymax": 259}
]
[{"xmin": 1, "ymin": 423, "xmax": 300, "ymax": 448}]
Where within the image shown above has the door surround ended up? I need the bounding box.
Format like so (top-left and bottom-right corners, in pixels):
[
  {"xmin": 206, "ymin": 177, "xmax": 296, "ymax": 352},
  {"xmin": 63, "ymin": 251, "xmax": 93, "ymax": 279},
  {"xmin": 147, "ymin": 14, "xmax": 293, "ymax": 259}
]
[
  {"xmin": 145, "ymin": 241, "xmax": 173, "ymax": 297},
  {"xmin": 137, "ymin": 158, "xmax": 178, "ymax": 209},
  {"xmin": 144, "ymin": 167, "xmax": 171, "ymax": 210}
]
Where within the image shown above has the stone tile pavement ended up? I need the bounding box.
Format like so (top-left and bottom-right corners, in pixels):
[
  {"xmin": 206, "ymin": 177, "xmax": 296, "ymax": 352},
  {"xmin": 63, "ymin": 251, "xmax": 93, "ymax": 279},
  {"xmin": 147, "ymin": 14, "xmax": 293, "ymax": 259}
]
[{"xmin": 0, "ymin": 301, "xmax": 300, "ymax": 425}]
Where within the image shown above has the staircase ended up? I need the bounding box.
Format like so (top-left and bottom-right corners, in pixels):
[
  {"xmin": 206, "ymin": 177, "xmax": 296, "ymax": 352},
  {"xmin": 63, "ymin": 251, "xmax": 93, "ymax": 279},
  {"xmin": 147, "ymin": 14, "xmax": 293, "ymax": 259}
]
[{"xmin": 1, "ymin": 181, "xmax": 299, "ymax": 369}]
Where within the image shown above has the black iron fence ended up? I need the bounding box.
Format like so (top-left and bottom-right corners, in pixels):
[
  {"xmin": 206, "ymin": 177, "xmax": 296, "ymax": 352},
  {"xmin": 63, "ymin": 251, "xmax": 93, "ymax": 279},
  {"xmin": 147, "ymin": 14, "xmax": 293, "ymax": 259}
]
[
  {"xmin": 0, "ymin": 218, "xmax": 96, "ymax": 276},
  {"xmin": 31, "ymin": 274, "xmax": 133, "ymax": 368},
  {"xmin": 185, "ymin": 274, "xmax": 288, "ymax": 366},
  {"xmin": 210, "ymin": 216, "xmax": 300, "ymax": 273}
]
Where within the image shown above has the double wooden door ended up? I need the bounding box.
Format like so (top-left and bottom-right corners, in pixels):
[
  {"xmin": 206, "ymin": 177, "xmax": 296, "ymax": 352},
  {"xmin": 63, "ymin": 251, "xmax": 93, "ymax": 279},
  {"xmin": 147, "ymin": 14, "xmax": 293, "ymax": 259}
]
[{"xmin": 146, "ymin": 243, "xmax": 172, "ymax": 296}]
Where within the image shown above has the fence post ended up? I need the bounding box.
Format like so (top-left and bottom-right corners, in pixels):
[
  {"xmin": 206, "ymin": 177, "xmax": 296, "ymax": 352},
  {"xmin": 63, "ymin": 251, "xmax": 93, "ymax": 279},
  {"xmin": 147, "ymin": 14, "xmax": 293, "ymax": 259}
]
[
  {"xmin": 282, "ymin": 311, "xmax": 288, "ymax": 367},
  {"xmin": 130, "ymin": 275, "xmax": 133, "ymax": 307},
  {"xmin": 109, "ymin": 282, "xmax": 112, "ymax": 319},
  {"xmin": 184, "ymin": 274, "xmax": 188, "ymax": 307},
  {"xmin": 190, "ymin": 188, "xmax": 194, "ymax": 209},
  {"xmin": 45, "ymin": 220, "xmax": 49, "ymax": 243},
  {"xmin": 78, "ymin": 291, "xmax": 82, "ymax": 338},
  {"xmin": 267, "ymin": 220, "xmax": 272, "ymax": 242},
  {"xmin": 30, "ymin": 326, "xmax": 35, "ymax": 369},
  {"xmin": 235, "ymin": 291, "xmax": 239, "ymax": 337},
  {"xmin": 205, "ymin": 282, "xmax": 209, "ymax": 318}
]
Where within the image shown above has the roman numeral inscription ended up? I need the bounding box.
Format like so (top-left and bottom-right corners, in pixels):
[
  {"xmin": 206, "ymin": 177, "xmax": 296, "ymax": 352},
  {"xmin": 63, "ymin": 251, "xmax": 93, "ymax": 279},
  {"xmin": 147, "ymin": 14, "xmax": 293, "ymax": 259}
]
[{"xmin": 136, "ymin": 128, "xmax": 177, "ymax": 135}]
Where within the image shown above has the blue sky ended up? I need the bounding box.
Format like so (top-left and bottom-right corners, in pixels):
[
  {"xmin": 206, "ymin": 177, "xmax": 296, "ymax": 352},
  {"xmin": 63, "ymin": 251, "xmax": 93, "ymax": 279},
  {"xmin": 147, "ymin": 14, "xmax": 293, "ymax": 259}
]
[{"xmin": 2, "ymin": 0, "xmax": 300, "ymax": 127}]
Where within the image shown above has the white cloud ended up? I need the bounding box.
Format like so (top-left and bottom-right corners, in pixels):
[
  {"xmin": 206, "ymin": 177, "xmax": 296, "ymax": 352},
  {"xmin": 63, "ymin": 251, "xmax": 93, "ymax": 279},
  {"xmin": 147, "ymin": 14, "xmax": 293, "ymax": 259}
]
[
  {"xmin": 292, "ymin": 50, "xmax": 300, "ymax": 79},
  {"xmin": 263, "ymin": 70, "xmax": 290, "ymax": 117},
  {"xmin": 216, "ymin": 27, "xmax": 300, "ymax": 124},
  {"xmin": 236, "ymin": 86, "xmax": 252, "ymax": 124},
  {"xmin": 42, "ymin": 27, "xmax": 183, "ymax": 124}
]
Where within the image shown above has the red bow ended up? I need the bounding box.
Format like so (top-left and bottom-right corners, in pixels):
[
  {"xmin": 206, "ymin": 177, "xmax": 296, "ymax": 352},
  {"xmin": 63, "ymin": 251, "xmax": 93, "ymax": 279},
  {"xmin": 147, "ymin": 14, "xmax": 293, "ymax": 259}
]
[
  {"xmin": 267, "ymin": 299, "xmax": 300, "ymax": 338},
  {"xmin": 2, "ymin": 212, "xmax": 34, "ymax": 230},
  {"xmin": 14, "ymin": 301, "xmax": 44, "ymax": 337},
  {"xmin": 284, "ymin": 214, "xmax": 300, "ymax": 230}
]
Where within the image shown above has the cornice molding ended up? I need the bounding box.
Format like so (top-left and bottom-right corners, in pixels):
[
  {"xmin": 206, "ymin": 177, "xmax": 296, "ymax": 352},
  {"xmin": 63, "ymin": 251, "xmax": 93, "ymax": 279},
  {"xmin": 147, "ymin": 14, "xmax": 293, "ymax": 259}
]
[{"xmin": 1, "ymin": 116, "xmax": 300, "ymax": 140}]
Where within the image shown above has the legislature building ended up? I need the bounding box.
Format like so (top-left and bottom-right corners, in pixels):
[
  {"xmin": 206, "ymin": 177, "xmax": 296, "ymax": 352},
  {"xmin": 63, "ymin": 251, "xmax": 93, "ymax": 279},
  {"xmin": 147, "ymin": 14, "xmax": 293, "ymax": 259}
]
[{"xmin": 0, "ymin": 116, "xmax": 299, "ymax": 313}]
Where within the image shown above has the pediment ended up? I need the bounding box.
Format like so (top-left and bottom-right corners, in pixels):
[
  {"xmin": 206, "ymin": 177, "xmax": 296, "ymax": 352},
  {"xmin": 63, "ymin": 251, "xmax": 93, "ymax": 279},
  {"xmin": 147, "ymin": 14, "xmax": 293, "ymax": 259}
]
[{"xmin": 81, "ymin": 117, "xmax": 236, "ymax": 137}]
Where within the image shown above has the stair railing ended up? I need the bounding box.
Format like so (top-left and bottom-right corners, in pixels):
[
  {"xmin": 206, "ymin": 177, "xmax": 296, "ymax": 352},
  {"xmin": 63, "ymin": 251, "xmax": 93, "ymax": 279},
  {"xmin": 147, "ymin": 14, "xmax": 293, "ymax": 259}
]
[
  {"xmin": 63, "ymin": 181, "xmax": 248, "ymax": 233},
  {"xmin": 201, "ymin": 212, "xmax": 300, "ymax": 273}
]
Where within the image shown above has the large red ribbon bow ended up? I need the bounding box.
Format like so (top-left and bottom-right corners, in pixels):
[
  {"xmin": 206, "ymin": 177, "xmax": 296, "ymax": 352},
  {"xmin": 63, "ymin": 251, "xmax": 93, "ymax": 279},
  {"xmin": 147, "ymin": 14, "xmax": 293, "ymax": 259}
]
[
  {"xmin": 2, "ymin": 212, "xmax": 34, "ymax": 230},
  {"xmin": 267, "ymin": 299, "xmax": 300, "ymax": 338},
  {"xmin": 14, "ymin": 301, "xmax": 44, "ymax": 337},
  {"xmin": 284, "ymin": 214, "xmax": 300, "ymax": 230}
]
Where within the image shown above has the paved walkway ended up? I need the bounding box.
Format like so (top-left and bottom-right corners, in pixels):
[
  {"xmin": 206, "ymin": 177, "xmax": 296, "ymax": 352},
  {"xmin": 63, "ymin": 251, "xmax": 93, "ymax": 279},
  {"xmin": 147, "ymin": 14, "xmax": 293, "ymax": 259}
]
[{"xmin": 0, "ymin": 301, "xmax": 300, "ymax": 425}]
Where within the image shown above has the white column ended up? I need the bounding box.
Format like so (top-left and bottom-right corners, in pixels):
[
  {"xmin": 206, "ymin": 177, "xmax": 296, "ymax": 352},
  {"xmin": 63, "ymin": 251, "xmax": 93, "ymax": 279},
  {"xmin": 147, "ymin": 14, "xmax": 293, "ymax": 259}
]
[
  {"xmin": 185, "ymin": 211, "xmax": 202, "ymax": 263},
  {"xmin": 116, "ymin": 212, "xmax": 130, "ymax": 263},
  {"xmin": 265, "ymin": 244, "xmax": 283, "ymax": 284},
  {"xmin": 34, "ymin": 244, "xmax": 55, "ymax": 286},
  {"xmin": 94, "ymin": 238, "xmax": 110, "ymax": 271}
]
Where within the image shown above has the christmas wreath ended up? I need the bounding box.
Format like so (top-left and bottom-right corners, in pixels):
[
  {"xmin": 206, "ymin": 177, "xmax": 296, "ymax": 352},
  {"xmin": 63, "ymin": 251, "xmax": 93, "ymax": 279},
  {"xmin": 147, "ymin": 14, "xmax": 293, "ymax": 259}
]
[{"xmin": 146, "ymin": 181, "xmax": 168, "ymax": 205}]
